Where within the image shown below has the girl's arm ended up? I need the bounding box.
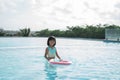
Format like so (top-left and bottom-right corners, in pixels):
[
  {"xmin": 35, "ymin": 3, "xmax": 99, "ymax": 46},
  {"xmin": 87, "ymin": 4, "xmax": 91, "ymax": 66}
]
[
  {"xmin": 44, "ymin": 48, "xmax": 49, "ymax": 61},
  {"xmin": 56, "ymin": 50, "xmax": 62, "ymax": 61}
]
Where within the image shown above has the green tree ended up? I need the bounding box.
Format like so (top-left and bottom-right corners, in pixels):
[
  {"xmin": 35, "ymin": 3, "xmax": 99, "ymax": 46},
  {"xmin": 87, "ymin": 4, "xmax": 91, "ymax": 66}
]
[
  {"xmin": 0, "ymin": 29, "xmax": 5, "ymax": 36},
  {"xmin": 35, "ymin": 29, "xmax": 50, "ymax": 37},
  {"xmin": 105, "ymin": 24, "xmax": 120, "ymax": 29},
  {"xmin": 19, "ymin": 28, "xmax": 30, "ymax": 37}
]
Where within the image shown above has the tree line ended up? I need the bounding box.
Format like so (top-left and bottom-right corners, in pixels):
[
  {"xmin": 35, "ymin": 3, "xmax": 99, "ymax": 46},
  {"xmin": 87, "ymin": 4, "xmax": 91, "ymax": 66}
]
[
  {"xmin": 0, "ymin": 24, "xmax": 120, "ymax": 39},
  {"xmin": 35, "ymin": 24, "xmax": 120, "ymax": 39},
  {"xmin": 0, "ymin": 28, "xmax": 31, "ymax": 37}
]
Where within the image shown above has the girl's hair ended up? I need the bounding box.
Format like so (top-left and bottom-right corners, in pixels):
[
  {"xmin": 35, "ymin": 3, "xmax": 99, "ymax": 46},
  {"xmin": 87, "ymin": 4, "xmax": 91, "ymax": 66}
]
[{"xmin": 47, "ymin": 36, "xmax": 56, "ymax": 46}]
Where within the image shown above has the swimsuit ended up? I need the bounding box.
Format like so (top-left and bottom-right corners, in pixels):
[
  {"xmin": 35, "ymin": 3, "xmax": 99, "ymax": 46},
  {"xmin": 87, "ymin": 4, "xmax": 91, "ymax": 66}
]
[{"xmin": 47, "ymin": 46, "xmax": 56, "ymax": 58}]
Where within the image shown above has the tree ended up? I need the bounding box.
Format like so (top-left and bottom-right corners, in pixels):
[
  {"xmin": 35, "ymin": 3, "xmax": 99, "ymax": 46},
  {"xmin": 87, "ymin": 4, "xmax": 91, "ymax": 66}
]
[
  {"xmin": 0, "ymin": 28, "xmax": 5, "ymax": 36},
  {"xmin": 105, "ymin": 24, "xmax": 120, "ymax": 29},
  {"xmin": 19, "ymin": 28, "xmax": 30, "ymax": 37},
  {"xmin": 35, "ymin": 29, "xmax": 50, "ymax": 37}
]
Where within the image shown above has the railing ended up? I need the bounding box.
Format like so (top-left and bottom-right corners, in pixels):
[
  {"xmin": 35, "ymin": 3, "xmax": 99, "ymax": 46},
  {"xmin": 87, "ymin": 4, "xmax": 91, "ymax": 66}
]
[{"xmin": 105, "ymin": 29, "xmax": 120, "ymax": 41}]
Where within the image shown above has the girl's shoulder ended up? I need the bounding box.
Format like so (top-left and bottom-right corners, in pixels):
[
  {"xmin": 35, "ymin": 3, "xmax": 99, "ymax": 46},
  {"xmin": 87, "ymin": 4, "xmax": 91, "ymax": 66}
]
[{"xmin": 45, "ymin": 47, "xmax": 49, "ymax": 51}]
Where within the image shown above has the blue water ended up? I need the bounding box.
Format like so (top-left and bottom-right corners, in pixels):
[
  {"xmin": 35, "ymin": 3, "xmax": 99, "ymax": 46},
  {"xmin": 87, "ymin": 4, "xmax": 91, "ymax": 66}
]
[{"xmin": 0, "ymin": 37, "xmax": 120, "ymax": 80}]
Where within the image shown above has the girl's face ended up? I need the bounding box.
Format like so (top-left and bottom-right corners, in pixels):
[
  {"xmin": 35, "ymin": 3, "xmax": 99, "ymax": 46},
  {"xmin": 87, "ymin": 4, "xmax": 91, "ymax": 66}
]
[{"xmin": 49, "ymin": 40, "xmax": 55, "ymax": 47}]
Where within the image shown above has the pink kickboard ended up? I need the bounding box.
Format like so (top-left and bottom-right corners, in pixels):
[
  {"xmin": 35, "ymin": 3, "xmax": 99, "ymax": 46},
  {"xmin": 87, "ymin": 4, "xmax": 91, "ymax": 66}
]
[{"xmin": 50, "ymin": 60, "xmax": 72, "ymax": 65}]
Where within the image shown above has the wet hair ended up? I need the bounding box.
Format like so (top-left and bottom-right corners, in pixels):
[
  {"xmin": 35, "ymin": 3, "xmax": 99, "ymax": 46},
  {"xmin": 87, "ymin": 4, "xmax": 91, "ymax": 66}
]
[{"xmin": 47, "ymin": 36, "xmax": 56, "ymax": 46}]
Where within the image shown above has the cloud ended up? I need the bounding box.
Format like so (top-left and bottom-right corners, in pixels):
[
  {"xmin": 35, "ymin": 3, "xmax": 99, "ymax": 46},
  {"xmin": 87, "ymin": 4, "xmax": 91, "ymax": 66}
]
[
  {"xmin": 0, "ymin": 0, "xmax": 120, "ymax": 30},
  {"xmin": 76, "ymin": 0, "xmax": 120, "ymax": 24},
  {"xmin": 115, "ymin": 2, "xmax": 120, "ymax": 9}
]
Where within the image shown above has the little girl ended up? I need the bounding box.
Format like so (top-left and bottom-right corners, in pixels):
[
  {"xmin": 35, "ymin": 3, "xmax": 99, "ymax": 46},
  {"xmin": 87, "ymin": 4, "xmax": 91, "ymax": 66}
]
[{"xmin": 44, "ymin": 36, "xmax": 62, "ymax": 62}]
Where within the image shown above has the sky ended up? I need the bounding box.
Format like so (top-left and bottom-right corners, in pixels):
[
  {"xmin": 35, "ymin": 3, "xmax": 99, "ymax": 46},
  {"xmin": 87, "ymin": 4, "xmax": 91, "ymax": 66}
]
[{"xmin": 0, "ymin": 0, "xmax": 120, "ymax": 31}]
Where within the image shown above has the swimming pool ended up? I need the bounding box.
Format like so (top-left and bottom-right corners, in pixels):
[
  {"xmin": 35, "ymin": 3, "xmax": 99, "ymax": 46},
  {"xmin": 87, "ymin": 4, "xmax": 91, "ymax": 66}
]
[{"xmin": 0, "ymin": 37, "xmax": 120, "ymax": 80}]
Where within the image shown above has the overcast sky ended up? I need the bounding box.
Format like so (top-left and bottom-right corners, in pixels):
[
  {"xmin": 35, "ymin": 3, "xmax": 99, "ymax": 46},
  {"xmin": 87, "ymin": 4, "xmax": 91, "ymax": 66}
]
[{"xmin": 0, "ymin": 0, "xmax": 120, "ymax": 31}]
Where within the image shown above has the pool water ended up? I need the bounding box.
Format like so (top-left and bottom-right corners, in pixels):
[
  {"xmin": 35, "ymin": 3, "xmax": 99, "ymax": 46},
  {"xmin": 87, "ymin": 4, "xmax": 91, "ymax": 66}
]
[{"xmin": 0, "ymin": 37, "xmax": 120, "ymax": 80}]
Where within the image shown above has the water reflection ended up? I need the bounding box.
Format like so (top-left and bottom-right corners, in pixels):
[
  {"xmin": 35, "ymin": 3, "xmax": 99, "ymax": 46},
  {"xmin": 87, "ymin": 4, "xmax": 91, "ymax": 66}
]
[{"xmin": 44, "ymin": 62, "xmax": 57, "ymax": 80}]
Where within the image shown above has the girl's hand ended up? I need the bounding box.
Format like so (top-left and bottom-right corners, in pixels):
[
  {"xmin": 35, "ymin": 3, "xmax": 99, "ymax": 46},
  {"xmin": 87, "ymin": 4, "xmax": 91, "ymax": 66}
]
[
  {"xmin": 47, "ymin": 58, "xmax": 51, "ymax": 61},
  {"xmin": 59, "ymin": 59, "xmax": 63, "ymax": 61}
]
